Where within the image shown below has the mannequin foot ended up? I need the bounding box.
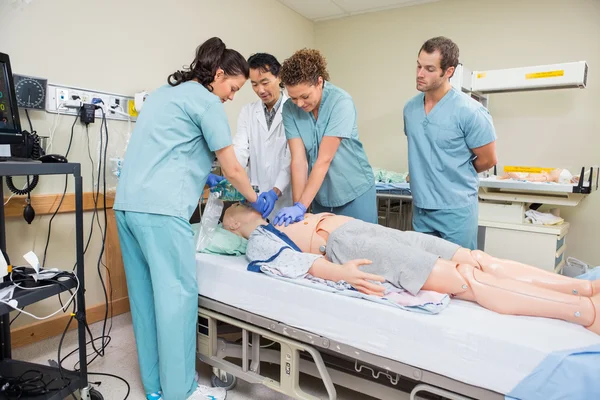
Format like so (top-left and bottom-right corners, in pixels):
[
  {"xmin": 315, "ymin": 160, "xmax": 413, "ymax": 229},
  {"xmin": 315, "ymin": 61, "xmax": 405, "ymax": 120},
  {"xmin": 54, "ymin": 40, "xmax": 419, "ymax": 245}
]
[{"xmin": 586, "ymin": 295, "xmax": 600, "ymax": 335}]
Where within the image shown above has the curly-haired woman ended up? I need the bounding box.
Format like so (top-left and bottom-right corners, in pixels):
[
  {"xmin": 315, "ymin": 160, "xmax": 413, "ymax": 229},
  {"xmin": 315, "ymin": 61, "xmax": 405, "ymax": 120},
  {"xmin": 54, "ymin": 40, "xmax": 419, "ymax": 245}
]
[{"xmin": 272, "ymin": 49, "xmax": 377, "ymax": 227}]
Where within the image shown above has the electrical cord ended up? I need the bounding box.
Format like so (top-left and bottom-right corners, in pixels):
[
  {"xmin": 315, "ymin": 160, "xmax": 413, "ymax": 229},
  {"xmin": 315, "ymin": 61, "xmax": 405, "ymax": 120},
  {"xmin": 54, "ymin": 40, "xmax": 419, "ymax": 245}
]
[
  {"xmin": 0, "ymin": 272, "xmax": 79, "ymax": 321},
  {"xmin": 6, "ymin": 110, "xmax": 41, "ymax": 203},
  {"xmin": 3, "ymin": 108, "xmax": 125, "ymax": 399},
  {"xmin": 97, "ymin": 108, "xmax": 111, "ymax": 355},
  {"xmin": 0, "ymin": 368, "xmax": 74, "ymax": 398},
  {"xmin": 52, "ymin": 108, "xmax": 125, "ymax": 399},
  {"xmin": 41, "ymin": 113, "xmax": 79, "ymax": 269},
  {"xmin": 56, "ymin": 287, "xmax": 78, "ymax": 400},
  {"xmin": 0, "ymin": 274, "xmax": 79, "ymax": 398}
]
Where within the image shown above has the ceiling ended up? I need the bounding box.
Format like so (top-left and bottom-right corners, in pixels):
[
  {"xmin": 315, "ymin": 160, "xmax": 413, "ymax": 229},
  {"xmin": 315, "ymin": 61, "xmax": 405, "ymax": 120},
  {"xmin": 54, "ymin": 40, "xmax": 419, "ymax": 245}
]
[{"xmin": 277, "ymin": 0, "xmax": 440, "ymax": 22}]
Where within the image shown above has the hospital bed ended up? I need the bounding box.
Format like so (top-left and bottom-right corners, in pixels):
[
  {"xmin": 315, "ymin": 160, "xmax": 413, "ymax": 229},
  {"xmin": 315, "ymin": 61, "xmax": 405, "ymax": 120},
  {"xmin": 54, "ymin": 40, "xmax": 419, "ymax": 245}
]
[
  {"xmin": 195, "ymin": 253, "xmax": 600, "ymax": 400},
  {"xmin": 376, "ymin": 182, "xmax": 412, "ymax": 231}
]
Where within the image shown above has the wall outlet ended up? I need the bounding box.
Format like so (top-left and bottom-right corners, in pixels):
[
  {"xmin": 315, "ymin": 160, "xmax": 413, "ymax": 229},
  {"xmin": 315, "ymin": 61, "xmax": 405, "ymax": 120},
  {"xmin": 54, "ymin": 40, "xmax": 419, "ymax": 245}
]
[
  {"xmin": 56, "ymin": 88, "xmax": 69, "ymax": 108},
  {"xmin": 46, "ymin": 83, "xmax": 137, "ymax": 122}
]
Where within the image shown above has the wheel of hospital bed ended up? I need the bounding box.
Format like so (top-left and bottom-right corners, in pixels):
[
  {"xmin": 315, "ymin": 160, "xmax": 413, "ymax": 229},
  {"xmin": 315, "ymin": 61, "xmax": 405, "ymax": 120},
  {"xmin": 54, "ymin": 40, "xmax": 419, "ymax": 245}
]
[
  {"xmin": 210, "ymin": 372, "xmax": 237, "ymax": 391},
  {"xmin": 89, "ymin": 388, "xmax": 104, "ymax": 400}
]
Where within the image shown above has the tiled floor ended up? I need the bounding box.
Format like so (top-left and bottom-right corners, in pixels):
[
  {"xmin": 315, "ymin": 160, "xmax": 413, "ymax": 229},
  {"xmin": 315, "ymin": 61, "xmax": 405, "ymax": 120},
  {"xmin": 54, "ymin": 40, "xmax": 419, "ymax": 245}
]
[{"xmin": 13, "ymin": 312, "xmax": 408, "ymax": 400}]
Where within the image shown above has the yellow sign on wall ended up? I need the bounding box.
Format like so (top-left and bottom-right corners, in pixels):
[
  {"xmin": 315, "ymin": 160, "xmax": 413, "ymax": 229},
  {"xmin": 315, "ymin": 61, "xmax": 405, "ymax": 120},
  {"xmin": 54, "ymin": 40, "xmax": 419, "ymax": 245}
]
[
  {"xmin": 504, "ymin": 166, "xmax": 555, "ymax": 173},
  {"xmin": 525, "ymin": 70, "xmax": 564, "ymax": 80}
]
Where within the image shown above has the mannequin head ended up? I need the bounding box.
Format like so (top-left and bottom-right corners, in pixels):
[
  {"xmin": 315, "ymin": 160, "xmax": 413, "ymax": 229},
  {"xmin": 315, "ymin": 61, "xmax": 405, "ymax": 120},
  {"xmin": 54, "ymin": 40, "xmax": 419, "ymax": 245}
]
[{"xmin": 222, "ymin": 203, "xmax": 265, "ymax": 238}]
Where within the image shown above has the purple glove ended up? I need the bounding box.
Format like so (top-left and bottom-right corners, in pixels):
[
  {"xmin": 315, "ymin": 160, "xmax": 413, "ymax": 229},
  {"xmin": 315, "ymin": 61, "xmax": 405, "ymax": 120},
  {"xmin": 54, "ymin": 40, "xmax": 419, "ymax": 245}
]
[
  {"xmin": 206, "ymin": 173, "xmax": 224, "ymax": 188},
  {"xmin": 258, "ymin": 190, "xmax": 279, "ymax": 219},
  {"xmin": 273, "ymin": 202, "xmax": 307, "ymax": 227}
]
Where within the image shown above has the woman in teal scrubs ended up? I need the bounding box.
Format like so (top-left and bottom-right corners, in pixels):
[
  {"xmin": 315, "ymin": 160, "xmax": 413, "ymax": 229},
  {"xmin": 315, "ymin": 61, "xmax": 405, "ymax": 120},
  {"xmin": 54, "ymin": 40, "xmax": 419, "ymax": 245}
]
[
  {"xmin": 273, "ymin": 49, "xmax": 376, "ymax": 227},
  {"xmin": 113, "ymin": 37, "xmax": 265, "ymax": 400}
]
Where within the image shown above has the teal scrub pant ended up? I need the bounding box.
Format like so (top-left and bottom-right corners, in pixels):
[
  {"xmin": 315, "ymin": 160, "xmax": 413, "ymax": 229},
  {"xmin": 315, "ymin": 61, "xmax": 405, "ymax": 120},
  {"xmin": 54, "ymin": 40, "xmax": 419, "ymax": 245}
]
[
  {"xmin": 412, "ymin": 201, "xmax": 479, "ymax": 250},
  {"xmin": 115, "ymin": 210, "xmax": 197, "ymax": 400},
  {"xmin": 311, "ymin": 184, "xmax": 377, "ymax": 224}
]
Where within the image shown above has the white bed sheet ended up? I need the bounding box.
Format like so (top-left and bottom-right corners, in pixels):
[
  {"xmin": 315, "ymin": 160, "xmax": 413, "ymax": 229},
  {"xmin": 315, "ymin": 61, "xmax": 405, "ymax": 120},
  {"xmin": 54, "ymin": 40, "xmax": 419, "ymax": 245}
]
[{"xmin": 196, "ymin": 253, "xmax": 600, "ymax": 395}]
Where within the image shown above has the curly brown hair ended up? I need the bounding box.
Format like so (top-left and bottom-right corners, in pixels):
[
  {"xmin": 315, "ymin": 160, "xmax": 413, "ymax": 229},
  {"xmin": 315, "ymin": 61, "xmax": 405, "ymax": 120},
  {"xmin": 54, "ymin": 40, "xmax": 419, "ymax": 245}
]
[{"xmin": 280, "ymin": 49, "xmax": 330, "ymax": 86}]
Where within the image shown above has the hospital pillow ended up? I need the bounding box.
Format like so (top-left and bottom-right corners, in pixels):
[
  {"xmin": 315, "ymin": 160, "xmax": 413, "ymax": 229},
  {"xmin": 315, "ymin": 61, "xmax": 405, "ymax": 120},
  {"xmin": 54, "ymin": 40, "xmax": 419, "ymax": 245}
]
[{"xmin": 192, "ymin": 222, "xmax": 247, "ymax": 256}]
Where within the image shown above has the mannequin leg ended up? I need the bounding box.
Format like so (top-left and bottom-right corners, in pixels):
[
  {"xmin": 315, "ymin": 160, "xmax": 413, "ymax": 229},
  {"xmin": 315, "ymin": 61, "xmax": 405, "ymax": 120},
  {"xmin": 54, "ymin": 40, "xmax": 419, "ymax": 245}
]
[
  {"xmin": 467, "ymin": 250, "xmax": 599, "ymax": 297},
  {"xmin": 422, "ymin": 259, "xmax": 600, "ymax": 334}
]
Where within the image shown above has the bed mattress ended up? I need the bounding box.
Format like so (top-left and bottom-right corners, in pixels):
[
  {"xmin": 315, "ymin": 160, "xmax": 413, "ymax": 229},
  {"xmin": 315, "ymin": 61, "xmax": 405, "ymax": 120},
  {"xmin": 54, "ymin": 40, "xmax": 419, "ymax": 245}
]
[{"xmin": 196, "ymin": 253, "xmax": 600, "ymax": 395}]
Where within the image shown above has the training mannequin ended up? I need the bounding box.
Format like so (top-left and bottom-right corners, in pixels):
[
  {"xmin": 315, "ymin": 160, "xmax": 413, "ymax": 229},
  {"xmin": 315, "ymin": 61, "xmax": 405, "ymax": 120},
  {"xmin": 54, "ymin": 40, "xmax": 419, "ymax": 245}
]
[
  {"xmin": 222, "ymin": 203, "xmax": 600, "ymax": 335},
  {"xmin": 499, "ymin": 168, "xmax": 579, "ymax": 184}
]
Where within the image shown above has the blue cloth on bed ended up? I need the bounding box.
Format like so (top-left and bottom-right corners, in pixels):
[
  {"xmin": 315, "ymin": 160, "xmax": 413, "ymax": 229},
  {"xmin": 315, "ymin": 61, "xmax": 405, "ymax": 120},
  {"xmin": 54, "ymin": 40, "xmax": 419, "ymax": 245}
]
[
  {"xmin": 576, "ymin": 266, "xmax": 600, "ymax": 281},
  {"xmin": 375, "ymin": 182, "xmax": 412, "ymax": 196},
  {"xmin": 505, "ymin": 344, "xmax": 600, "ymax": 400}
]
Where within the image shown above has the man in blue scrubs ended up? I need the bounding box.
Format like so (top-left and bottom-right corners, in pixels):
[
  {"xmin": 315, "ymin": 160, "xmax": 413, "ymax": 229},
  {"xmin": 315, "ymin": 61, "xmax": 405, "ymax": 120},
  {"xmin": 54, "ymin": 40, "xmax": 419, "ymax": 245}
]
[{"xmin": 403, "ymin": 37, "xmax": 497, "ymax": 250}]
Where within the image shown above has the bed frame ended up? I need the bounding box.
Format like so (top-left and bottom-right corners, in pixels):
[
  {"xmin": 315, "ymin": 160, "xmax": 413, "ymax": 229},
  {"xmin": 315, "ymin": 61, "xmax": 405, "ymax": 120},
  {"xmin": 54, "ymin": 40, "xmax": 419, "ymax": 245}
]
[
  {"xmin": 376, "ymin": 192, "xmax": 413, "ymax": 231},
  {"xmin": 197, "ymin": 296, "xmax": 504, "ymax": 400}
]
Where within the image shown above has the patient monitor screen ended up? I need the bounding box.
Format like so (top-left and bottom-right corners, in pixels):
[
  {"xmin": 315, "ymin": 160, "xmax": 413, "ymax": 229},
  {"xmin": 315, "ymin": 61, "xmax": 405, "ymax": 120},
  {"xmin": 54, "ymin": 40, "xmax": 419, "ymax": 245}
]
[{"xmin": 0, "ymin": 61, "xmax": 17, "ymax": 131}]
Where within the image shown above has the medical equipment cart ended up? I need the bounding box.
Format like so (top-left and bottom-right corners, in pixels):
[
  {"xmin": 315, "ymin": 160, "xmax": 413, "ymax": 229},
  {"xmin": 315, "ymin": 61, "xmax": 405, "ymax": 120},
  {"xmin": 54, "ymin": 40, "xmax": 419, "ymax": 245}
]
[{"xmin": 0, "ymin": 162, "xmax": 101, "ymax": 400}]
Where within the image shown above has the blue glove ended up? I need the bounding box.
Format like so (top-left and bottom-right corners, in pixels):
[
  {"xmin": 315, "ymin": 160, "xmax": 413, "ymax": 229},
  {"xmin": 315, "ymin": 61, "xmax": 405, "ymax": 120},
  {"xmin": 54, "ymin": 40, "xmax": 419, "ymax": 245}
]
[
  {"xmin": 273, "ymin": 202, "xmax": 307, "ymax": 227},
  {"xmin": 258, "ymin": 190, "xmax": 279, "ymax": 219},
  {"xmin": 248, "ymin": 196, "xmax": 267, "ymax": 215},
  {"xmin": 206, "ymin": 173, "xmax": 224, "ymax": 188}
]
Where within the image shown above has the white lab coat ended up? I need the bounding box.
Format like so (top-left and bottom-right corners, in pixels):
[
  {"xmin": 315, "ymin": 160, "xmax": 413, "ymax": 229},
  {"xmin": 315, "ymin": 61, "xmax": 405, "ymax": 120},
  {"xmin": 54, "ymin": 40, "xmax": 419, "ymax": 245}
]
[{"xmin": 232, "ymin": 93, "xmax": 292, "ymax": 220}]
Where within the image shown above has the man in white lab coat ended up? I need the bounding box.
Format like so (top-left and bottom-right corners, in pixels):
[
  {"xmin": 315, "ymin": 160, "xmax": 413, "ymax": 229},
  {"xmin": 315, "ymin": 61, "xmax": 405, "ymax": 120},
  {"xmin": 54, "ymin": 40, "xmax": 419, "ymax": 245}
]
[{"xmin": 233, "ymin": 53, "xmax": 292, "ymax": 220}]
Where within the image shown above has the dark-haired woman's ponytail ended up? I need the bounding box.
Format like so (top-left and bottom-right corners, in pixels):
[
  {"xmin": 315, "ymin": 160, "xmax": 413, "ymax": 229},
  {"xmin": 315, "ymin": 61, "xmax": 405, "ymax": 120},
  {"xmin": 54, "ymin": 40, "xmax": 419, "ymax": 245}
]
[
  {"xmin": 168, "ymin": 37, "xmax": 227, "ymax": 90},
  {"xmin": 168, "ymin": 70, "xmax": 193, "ymax": 86}
]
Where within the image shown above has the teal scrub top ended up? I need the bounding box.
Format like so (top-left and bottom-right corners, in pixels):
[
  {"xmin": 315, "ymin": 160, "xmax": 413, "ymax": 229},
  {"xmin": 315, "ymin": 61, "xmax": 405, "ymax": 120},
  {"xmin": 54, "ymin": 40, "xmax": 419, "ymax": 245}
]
[
  {"xmin": 113, "ymin": 81, "xmax": 232, "ymax": 219},
  {"xmin": 403, "ymin": 87, "xmax": 496, "ymax": 210},
  {"xmin": 283, "ymin": 81, "xmax": 374, "ymax": 208}
]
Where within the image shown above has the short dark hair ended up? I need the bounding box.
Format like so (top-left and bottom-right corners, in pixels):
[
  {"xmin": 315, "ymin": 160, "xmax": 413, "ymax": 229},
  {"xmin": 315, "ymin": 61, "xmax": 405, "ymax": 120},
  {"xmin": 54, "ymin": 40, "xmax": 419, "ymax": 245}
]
[
  {"xmin": 419, "ymin": 36, "xmax": 459, "ymax": 72},
  {"xmin": 248, "ymin": 53, "xmax": 281, "ymax": 76},
  {"xmin": 248, "ymin": 53, "xmax": 283, "ymax": 87}
]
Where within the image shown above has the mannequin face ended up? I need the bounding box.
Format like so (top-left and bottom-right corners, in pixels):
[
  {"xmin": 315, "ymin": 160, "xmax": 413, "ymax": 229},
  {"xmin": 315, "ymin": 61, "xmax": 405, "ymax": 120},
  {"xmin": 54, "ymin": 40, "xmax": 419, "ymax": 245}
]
[{"xmin": 222, "ymin": 203, "xmax": 262, "ymax": 233}]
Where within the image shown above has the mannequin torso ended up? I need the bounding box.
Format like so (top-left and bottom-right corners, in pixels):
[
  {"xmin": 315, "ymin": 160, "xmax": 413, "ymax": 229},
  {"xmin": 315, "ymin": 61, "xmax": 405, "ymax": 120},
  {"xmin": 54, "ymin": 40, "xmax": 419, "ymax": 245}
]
[{"xmin": 277, "ymin": 213, "xmax": 354, "ymax": 254}]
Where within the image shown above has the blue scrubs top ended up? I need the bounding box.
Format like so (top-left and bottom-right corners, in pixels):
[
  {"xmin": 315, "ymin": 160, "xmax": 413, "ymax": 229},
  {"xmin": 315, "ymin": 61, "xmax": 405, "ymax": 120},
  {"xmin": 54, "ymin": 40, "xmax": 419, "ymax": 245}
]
[
  {"xmin": 283, "ymin": 81, "xmax": 374, "ymax": 208},
  {"xmin": 403, "ymin": 87, "xmax": 496, "ymax": 210},
  {"xmin": 113, "ymin": 81, "xmax": 232, "ymax": 220}
]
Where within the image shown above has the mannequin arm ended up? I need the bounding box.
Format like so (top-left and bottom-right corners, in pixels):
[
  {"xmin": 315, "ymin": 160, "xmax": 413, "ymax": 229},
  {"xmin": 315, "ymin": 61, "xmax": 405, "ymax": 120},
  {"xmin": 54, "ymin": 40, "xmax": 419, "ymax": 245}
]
[{"xmin": 309, "ymin": 258, "xmax": 386, "ymax": 296}]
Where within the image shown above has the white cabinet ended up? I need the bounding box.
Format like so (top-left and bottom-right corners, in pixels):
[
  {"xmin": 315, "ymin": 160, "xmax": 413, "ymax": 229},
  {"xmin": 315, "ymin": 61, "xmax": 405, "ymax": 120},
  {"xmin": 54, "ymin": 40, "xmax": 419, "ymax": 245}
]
[{"xmin": 478, "ymin": 220, "xmax": 568, "ymax": 273}]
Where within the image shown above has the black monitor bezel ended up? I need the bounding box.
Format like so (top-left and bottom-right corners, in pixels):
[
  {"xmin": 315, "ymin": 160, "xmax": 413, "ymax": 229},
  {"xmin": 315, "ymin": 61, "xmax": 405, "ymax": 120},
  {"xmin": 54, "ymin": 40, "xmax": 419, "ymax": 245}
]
[{"xmin": 0, "ymin": 52, "xmax": 24, "ymax": 144}]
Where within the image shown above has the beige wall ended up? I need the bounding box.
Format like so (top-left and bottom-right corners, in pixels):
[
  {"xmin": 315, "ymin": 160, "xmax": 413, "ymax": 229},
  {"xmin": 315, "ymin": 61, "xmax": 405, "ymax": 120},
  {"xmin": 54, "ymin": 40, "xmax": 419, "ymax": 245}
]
[
  {"xmin": 316, "ymin": 0, "xmax": 600, "ymax": 265},
  {"xmin": 0, "ymin": 0, "xmax": 314, "ymax": 328}
]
